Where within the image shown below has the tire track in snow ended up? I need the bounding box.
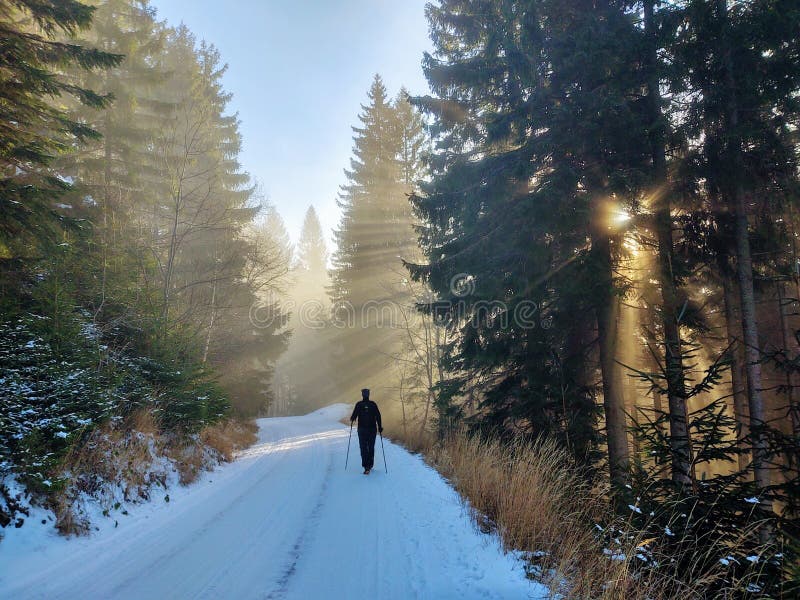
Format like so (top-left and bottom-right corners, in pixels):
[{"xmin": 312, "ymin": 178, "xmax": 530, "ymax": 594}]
[
  {"xmin": 10, "ymin": 422, "xmax": 296, "ymax": 599},
  {"xmin": 192, "ymin": 456, "xmax": 324, "ymax": 599},
  {"xmin": 98, "ymin": 434, "xmax": 299, "ymax": 599},
  {"xmin": 190, "ymin": 427, "xmax": 347, "ymax": 600},
  {"xmin": 50, "ymin": 424, "xmax": 312, "ymax": 600},
  {"xmin": 263, "ymin": 445, "xmax": 334, "ymax": 600},
  {"xmin": 96, "ymin": 426, "xmax": 341, "ymax": 600}
]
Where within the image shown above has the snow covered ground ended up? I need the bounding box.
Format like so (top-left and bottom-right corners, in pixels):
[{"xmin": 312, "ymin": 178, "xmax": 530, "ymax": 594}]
[{"xmin": 0, "ymin": 404, "xmax": 546, "ymax": 599}]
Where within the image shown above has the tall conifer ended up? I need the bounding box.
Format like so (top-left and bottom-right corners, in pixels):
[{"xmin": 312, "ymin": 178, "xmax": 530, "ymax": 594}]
[
  {"xmin": 0, "ymin": 0, "xmax": 121, "ymax": 266},
  {"xmin": 329, "ymin": 75, "xmax": 420, "ymax": 401}
]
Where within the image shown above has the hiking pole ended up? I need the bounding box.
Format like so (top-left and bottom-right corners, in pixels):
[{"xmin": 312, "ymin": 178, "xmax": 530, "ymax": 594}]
[
  {"xmin": 379, "ymin": 430, "xmax": 387, "ymax": 474},
  {"xmin": 345, "ymin": 421, "xmax": 353, "ymax": 470}
]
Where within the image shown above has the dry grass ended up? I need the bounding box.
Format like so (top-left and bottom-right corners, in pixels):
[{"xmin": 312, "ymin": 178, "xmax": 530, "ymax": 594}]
[
  {"xmin": 55, "ymin": 409, "xmax": 167, "ymax": 534},
  {"xmin": 200, "ymin": 419, "xmax": 258, "ymax": 462},
  {"xmin": 163, "ymin": 436, "xmax": 206, "ymax": 486},
  {"xmin": 128, "ymin": 408, "xmax": 159, "ymax": 436},
  {"xmin": 53, "ymin": 411, "xmax": 258, "ymax": 534},
  {"xmin": 388, "ymin": 423, "xmax": 711, "ymax": 599},
  {"xmin": 164, "ymin": 419, "xmax": 258, "ymax": 485},
  {"xmin": 438, "ymin": 434, "xmax": 636, "ymax": 598}
]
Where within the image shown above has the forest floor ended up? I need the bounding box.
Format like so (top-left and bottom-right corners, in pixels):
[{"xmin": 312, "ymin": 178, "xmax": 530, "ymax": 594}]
[{"xmin": 0, "ymin": 404, "xmax": 544, "ymax": 599}]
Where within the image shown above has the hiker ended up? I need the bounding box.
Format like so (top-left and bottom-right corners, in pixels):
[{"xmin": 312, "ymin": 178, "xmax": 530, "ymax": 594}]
[{"xmin": 350, "ymin": 388, "xmax": 383, "ymax": 474}]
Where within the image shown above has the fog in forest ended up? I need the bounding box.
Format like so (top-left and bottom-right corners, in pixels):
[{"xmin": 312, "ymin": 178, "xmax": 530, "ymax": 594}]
[{"xmin": 2, "ymin": 0, "xmax": 800, "ymax": 596}]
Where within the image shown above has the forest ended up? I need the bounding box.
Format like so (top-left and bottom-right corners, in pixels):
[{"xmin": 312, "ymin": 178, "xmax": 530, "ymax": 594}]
[{"xmin": 1, "ymin": 0, "xmax": 799, "ymax": 597}]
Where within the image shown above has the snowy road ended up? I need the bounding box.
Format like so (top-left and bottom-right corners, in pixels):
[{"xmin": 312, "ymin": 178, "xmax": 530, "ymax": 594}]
[{"xmin": 1, "ymin": 404, "xmax": 544, "ymax": 599}]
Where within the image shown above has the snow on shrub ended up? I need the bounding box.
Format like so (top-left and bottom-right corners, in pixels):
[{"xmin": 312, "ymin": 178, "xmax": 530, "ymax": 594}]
[{"xmin": 0, "ymin": 313, "xmax": 232, "ymax": 535}]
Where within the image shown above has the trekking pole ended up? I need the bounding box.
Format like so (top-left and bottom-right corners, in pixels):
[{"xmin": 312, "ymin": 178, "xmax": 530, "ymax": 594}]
[
  {"xmin": 345, "ymin": 421, "xmax": 353, "ymax": 470},
  {"xmin": 379, "ymin": 430, "xmax": 387, "ymax": 474}
]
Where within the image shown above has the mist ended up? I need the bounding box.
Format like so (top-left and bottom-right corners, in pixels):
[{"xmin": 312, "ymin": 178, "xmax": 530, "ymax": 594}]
[{"xmin": 2, "ymin": 0, "xmax": 799, "ymax": 596}]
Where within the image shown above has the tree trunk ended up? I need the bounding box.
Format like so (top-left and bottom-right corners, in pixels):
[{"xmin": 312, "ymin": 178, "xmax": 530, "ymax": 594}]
[
  {"xmin": 719, "ymin": 253, "xmax": 750, "ymax": 471},
  {"xmin": 419, "ymin": 315, "xmax": 436, "ymax": 440},
  {"xmin": 564, "ymin": 317, "xmax": 595, "ymax": 462},
  {"xmin": 579, "ymin": 6, "xmax": 629, "ymax": 489},
  {"xmin": 592, "ymin": 228, "xmax": 630, "ymax": 490},
  {"xmin": 732, "ymin": 190, "xmax": 770, "ymax": 496},
  {"xmin": 161, "ymin": 185, "xmax": 182, "ymax": 336},
  {"xmin": 95, "ymin": 119, "xmax": 112, "ymax": 323},
  {"xmin": 644, "ymin": 0, "xmax": 692, "ymax": 489},
  {"xmin": 717, "ymin": 0, "xmax": 771, "ymax": 515},
  {"xmin": 777, "ymin": 282, "xmax": 800, "ymax": 441},
  {"xmin": 202, "ymin": 262, "xmax": 218, "ymax": 365},
  {"xmin": 398, "ymin": 372, "xmax": 408, "ymax": 439}
]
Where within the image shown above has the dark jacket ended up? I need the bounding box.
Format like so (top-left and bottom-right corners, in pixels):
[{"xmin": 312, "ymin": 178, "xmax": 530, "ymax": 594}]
[{"xmin": 350, "ymin": 399, "xmax": 382, "ymax": 432}]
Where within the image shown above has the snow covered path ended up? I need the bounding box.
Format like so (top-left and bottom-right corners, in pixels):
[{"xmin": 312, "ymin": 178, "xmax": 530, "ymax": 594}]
[{"xmin": 1, "ymin": 404, "xmax": 545, "ymax": 599}]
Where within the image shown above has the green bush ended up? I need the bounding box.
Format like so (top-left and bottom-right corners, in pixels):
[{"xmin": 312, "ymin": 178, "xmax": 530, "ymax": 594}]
[{"xmin": 0, "ymin": 311, "xmax": 230, "ymax": 508}]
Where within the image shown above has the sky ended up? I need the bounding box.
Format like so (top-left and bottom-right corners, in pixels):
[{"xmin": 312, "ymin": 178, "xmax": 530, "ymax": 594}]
[{"xmin": 150, "ymin": 0, "xmax": 432, "ymax": 250}]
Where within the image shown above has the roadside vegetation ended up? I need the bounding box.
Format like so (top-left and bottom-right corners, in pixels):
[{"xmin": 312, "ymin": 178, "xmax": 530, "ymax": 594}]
[
  {"xmin": 390, "ymin": 424, "xmax": 790, "ymax": 598},
  {"xmin": 0, "ymin": 0, "xmax": 284, "ymax": 535}
]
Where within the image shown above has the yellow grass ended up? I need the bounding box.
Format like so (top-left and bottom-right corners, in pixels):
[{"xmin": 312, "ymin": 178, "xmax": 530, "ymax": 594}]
[
  {"xmin": 56, "ymin": 410, "xmax": 164, "ymax": 534},
  {"xmin": 54, "ymin": 410, "xmax": 258, "ymax": 535},
  {"xmin": 200, "ymin": 419, "xmax": 258, "ymax": 462},
  {"xmin": 388, "ymin": 423, "xmax": 714, "ymax": 599}
]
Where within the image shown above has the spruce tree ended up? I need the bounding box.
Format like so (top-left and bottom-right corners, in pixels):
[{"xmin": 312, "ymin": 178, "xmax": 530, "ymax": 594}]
[
  {"xmin": 272, "ymin": 205, "xmax": 334, "ymax": 415},
  {"xmin": 55, "ymin": 0, "xmax": 168, "ymax": 330},
  {"xmin": 678, "ymin": 0, "xmax": 800, "ymax": 513},
  {"xmin": 641, "ymin": 0, "xmax": 693, "ymax": 489},
  {"xmin": 329, "ymin": 75, "xmax": 419, "ymax": 402},
  {"xmin": 411, "ymin": 0, "xmax": 799, "ymax": 589},
  {"xmin": 394, "ymin": 88, "xmax": 426, "ymax": 188},
  {"xmin": 0, "ymin": 0, "xmax": 121, "ymax": 275},
  {"xmin": 148, "ymin": 27, "xmax": 254, "ymax": 345},
  {"xmin": 297, "ymin": 206, "xmax": 328, "ymax": 277},
  {"xmin": 410, "ymin": 0, "xmax": 655, "ymax": 479},
  {"xmin": 219, "ymin": 205, "xmax": 291, "ymax": 416}
]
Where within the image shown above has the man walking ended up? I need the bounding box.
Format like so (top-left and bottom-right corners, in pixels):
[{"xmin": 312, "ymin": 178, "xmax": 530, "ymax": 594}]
[{"xmin": 350, "ymin": 388, "xmax": 382, "ymax": 474}]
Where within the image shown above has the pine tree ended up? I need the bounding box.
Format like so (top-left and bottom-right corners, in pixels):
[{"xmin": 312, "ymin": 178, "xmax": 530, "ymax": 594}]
[
  {"xmin": 55, "ymin": 0, "xmax": 168, "ymax": 331},
  {"xmin": 0, "ymin": 0, "xmax": 121, "ymax": 277},
  {"xmin": 297, "ymin": 205, "xmax": 328, "ymax": 278},
  {"xmin": 409, "ymin": 0, "xmax": 657, "ymax": 481},
  {"xmin": 272, "ymin": 205, "xmax": 334, "ymax": 415},
  {"xmin": 678, "ymin": 0, "xmax": 800, "ymax": 515},
  {"xmin": 329, "ymin": 75, "xmax": 419, "ymax": 402}
]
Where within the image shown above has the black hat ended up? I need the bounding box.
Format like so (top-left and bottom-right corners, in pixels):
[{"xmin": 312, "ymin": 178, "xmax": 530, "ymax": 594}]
[{"xmin": 361, "ymin": 388, "xmax": 370, "ymax": 398}]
